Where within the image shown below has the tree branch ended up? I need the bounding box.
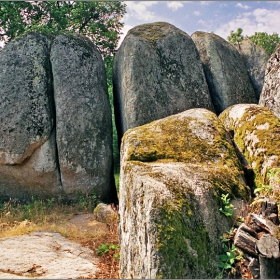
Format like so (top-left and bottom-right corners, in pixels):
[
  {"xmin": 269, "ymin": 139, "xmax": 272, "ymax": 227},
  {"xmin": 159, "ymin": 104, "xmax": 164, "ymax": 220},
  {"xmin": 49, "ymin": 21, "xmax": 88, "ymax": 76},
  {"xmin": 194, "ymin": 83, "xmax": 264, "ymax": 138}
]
[{"xmin": 79, "ymin": 7, "xmax": 97, "ymax": 33}]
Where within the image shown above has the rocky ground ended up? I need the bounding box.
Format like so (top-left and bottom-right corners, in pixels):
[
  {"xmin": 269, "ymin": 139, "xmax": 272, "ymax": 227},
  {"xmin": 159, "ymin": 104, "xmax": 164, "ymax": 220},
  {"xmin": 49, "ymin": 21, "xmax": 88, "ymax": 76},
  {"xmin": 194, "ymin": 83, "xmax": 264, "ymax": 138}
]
[{"xmin": 0, "ymin": 213, "xmax": 119, "ymax": 279}]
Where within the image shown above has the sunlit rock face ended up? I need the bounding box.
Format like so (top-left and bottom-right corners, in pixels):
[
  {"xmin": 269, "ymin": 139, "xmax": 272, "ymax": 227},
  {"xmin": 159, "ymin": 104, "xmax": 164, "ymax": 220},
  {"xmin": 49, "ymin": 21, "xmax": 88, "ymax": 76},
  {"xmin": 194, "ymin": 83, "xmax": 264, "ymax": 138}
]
[
  {"xmin": 259, "ymin": 43, "xmax": 280, "ymax": 119},
  {"xmin": 119, "ymin": 108, "xmax": 250, "ymax": 279},
  {"xmin": 192, "ymin": 31, "xmax": 257, "ymax": 114},
  {"xmin": 113, "ymin": 22, "xmax": 214, "ymax": 143},
  {"xmin": 236, "ymin": 39, "xmax": 269, "ymax": 100}
]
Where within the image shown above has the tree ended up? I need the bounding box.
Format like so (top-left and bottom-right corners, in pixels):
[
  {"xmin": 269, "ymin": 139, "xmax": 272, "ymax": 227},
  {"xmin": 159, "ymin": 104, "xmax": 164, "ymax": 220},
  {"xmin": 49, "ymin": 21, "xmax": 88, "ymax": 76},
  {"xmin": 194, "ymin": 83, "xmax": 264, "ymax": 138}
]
[
  {"xmin": 249, "ymin": 32, "xmax": 280, "ymax": 55},
  {"xmin": 0, "ymin": 1, "xmax": 126, "ymax": 57},
  {"xmin": 227, "ymin": 28, "xmax": 280, "ymax": 55},
  {"xmin": 227, "ymin": 28, "xmax": 244, "ymax": 46}
]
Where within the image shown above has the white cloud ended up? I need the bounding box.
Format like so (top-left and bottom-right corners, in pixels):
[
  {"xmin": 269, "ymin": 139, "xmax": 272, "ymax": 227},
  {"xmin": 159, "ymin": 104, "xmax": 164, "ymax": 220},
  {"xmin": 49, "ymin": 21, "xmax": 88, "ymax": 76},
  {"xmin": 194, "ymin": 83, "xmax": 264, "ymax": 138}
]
[
  {"xmin": 124, "ymin": 1, "xmax": 159, "ymax": 22},
  {"xmin": 194, "ymin": 11, "xmax": 201, "ymax": 16},
  {"xmin": 214, "ymin": 8, "xmax": 280, "ymax": 40},
  {"xmin": 120, "ymin": 1, "xmax": 163, "ymax": 48},
  {"xmin": 236, "ymin": 3, "xmax": 250, "ymax": 9},
  {"xmin": 198, "ymin": 19, "xmax": 207, "ymax": 26},
  {"xmin": 167, "ymin": 1, "xmax": 184, "ymax": 11}
]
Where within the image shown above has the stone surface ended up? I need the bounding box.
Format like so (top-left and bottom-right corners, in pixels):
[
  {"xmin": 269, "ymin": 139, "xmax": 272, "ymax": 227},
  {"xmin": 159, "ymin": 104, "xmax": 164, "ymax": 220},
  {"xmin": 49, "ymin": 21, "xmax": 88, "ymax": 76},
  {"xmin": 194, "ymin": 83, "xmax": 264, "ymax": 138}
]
[
  {"xmin": 191, "ymin": 31, "xmax": 257, "ymax": 114},
  {"xmin": 50, "ymin": 34, "xmax": 116, "ymax": 202},
  {"xmin": 236, "ymin": 39, "xmax": 269, "ymax": 100},
  {"xmin": 219, "ymin": 103, "xmax": 280, "ymax": 191},
  {"xmin": 0, "ymin": 33, "xmax": 61, "ymax": 201},
  {"xmin": 0, "ymin": 231, "xmax": 99, "ymax": 279},
  {"xmin": 113, "ymin": 22, "xmax": 214, "ymax": 141},
  {"xmin": 93, "ymin": 203, "xmax": 118, "ymax": 224},
  {"xmin": 259, "ymin": 43, "xmax": 280, "ymax": 118},
  {"xmin": 119, "ymin": 108, "xmax": 250, "ymax": 278}
]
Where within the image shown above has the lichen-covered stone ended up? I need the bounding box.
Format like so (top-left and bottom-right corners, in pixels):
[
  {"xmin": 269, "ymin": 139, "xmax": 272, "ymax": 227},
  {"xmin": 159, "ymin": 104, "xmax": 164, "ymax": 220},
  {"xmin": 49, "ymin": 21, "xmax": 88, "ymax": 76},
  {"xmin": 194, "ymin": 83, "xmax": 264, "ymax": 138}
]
[
  {"xmin": 236, "ymin": 39, "xmax": 269, "ymax": 100},
  {"xmin": 51, "ymin": 34, "xmax": 116, "ymax": 203},
  {"xmin": 0, "ymin": 32, "xmax": 54, "ymax": 165},
  {"xmin": 191, "ymin": 32, "xmax": 257, "ymax": 114},
  {"xmin": 259, "ymin": 43, "xmax": 280, "ymax": 118},
  {"xmin": 93, "ymin": 203, "xmax": 118, "ymax": 224},
  {"xmin": 219, "ymin": 104, "xmax": 280, "ymax": 190},
  {"xmin": 0, "ymin": 32, "xmax": 62, "ymax": 200},
  {"xmin": 113, "ymin": 22, "xmax": 214, "ymax": 142},
  {"xmin": 119, "ymin": 108, "xmax": 250, "ymax": 278}
]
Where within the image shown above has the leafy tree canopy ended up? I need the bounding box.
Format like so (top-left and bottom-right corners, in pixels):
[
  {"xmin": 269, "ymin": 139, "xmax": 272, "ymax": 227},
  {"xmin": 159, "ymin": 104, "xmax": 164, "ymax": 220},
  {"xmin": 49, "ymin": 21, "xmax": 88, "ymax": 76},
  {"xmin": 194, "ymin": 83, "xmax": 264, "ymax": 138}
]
[
  {"xmin": 0, "ymin": 1, "xmax": 126, "ymax": 58},
  {"xmin": 227, "ymin": 28, "xmax": 280, "ymax": 55},
  {"xmin": 249, "ymin": 32, "xmax": 280, "ymax": 56}
]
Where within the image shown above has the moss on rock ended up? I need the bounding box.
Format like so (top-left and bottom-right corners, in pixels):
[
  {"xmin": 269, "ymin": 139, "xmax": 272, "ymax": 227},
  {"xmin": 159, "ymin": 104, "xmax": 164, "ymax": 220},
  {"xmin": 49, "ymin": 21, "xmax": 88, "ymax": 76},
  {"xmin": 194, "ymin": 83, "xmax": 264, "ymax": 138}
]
[
  {"xmin": 219, "ymin": 104, "xmax": 280, "ymax": 189},
  {"xmin": 119, "ymin": 108, "xmax": 250, "ymax": 278}
]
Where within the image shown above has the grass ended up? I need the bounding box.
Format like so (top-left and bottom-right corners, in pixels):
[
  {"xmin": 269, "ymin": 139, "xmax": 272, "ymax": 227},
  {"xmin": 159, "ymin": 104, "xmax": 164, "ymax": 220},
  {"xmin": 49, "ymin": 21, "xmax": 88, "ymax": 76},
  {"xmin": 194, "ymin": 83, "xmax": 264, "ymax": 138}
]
[{"xmin": 0, "ymin": 188, "xmax": 120, "ymax": 279}]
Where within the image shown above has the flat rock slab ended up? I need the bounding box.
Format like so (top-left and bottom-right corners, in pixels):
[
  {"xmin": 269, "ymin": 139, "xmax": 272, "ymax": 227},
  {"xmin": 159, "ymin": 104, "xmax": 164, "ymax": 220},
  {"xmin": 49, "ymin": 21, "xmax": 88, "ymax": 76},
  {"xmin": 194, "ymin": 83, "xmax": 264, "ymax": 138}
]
[{"xmin": 0, "ymin": 231, "xmax": 99, "ymax": 279}]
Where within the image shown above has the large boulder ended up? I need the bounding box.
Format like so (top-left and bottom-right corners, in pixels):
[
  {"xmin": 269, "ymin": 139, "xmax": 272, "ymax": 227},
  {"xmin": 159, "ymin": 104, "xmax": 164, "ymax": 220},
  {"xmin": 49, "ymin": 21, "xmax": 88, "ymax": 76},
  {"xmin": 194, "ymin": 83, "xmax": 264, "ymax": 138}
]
[
  {"xmin": 259, "ymin": 43, "xmax": 280, "ymax": 118},
  {"xmin": 236, "ymin": 39, "xmax": 269, "ymax": 100},
  {"xmin": 119, "ymin": 108, "xmax": 250, "ymax": 278},
  {"xmin": 50, "ymin": 34, "xmax": 116, "ymax": 203},
  {"xmin": 219, "ymin": 104, "xmax": 280, "ymax": 190},
  {"xmin": 113, "ymin": 22, "xmax": 214, "ymax": 142},
  {"xmin": 191, "ymin": 32, "xmax": 257, "ymax": 114},
  {"xmin": 0, "ymin": 33, "xmax": 62, "ymax": 200}
]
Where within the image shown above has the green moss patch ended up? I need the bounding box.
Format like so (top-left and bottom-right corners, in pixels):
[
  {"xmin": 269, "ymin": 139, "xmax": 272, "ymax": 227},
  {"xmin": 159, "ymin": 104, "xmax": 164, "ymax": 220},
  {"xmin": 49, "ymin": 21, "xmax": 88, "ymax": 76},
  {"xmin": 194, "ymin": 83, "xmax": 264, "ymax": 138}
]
[
  {"xmin": 219, "ymin": 105, "xmax": 280, "ymax": 188},
  {"xmin": 128, "ymin": 22, "xmax": 185, "ymax": 49}
]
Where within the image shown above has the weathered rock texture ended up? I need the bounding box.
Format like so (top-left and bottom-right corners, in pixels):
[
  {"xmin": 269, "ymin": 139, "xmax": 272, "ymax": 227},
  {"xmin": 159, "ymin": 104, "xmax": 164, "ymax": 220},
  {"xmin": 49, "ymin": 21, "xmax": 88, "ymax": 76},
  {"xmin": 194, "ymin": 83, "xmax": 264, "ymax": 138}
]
[
  {"xmin": 0, "ymin": 231, "xmax": 99, "ymax": 279},
  {"xmin": 113, "ymin": 22, "xmax": 214, "ymax": 141},
  {"xmin": 119, "ymin": 108, "xmax": 250, "ymax": 278},
  {"xmin": 259, "ymin": 43, "xmax": 280, "ymax": 118},
  {"xmin": 236, "ymin": 39, "xmax": 269, "ymax": 100},
  {"xmin": 50, "ymin": 34, "xmax": 116, "ymax": 202},
  {"xmin": 191, "ymin": 31, "xmax": 257, "ymax": 114},
  {"xmin": 219, "ymin": 104, "xmax": 280, "ymax": 191},
  {"xmin": 0, "ymin": 33, "xmax": 62, "ymax": 200},
  {"xmin": 0, "ymin": 32, "xmax": 117, "ymax": 203},
  {"xmin": 93, "ymin": 203, "xmax": 118, "ymax": 223}
]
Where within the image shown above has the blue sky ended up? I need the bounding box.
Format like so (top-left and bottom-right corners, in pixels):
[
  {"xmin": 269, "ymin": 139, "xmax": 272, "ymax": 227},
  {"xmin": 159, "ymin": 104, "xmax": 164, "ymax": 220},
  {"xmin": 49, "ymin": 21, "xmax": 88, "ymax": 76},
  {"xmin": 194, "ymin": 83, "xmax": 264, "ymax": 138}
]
[{"xmin": 119, "ymin": 1, "xmax": 280, "ymax": 44}]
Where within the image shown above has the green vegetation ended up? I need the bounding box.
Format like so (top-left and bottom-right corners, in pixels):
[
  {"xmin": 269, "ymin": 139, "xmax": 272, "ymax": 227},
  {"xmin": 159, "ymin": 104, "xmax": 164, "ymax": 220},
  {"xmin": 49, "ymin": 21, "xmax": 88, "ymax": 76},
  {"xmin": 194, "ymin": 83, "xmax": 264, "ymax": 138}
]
[
  {"xmin": 0, "ymin": 1, "xmax": 126, "ymax": 58},
  {"xmin": 227, "ymin": 28, "xmax": 244, "ymax": 46},
  {"xmin": 0, "ymin": 191, "xmax": 100, "ymax": 226},
  {"xmin": 217, "ymin": 242, "xmax": 243, "ymax": 279},
  {"xmin": 254, "ymin": 167, "xmax": 280, "ymax": 203},
  {"xmin": 217, "ymin": 194, "xmax": 243, "ymax": 278},
  {"xmin": 96, "ymin": 242, "xmax": 120, "ymax": 260},
  {"xmin": 228, "ymin": 28, "xmax": 280, "ymax": 55},
  {"xmin": 219, "ymin": 193, "xmax": 236, "ymax": 217}
]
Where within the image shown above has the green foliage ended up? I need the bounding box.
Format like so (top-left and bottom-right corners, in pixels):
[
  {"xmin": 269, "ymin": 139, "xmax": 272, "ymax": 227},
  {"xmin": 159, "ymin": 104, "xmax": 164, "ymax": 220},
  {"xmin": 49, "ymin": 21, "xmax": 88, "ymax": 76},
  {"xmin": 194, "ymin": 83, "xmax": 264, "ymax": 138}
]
[
  {"xmin": 254, "ymin": 184, "xmax": 273, "ymax": 196},
  {"xmin": 105, "ymin": 56, "xmax": 120, "ymax": 172},
  {"xmin": 76, "ymin": 189, "xmax": 100, "ymax": 213},
  {"xmin": 254, "ymin": 168, "xmax": 280, "ymax": 199},
  {"xmin": 228, "ymin": 28, "xmax": 280, "ymax": 55},
  {"xmin": 227, "ymin": 28, "xmax": 244, "ymax": 45},
  {"xmin": 219, "ymin": 193, "xmax": 236, "ymax": 217},
  {"xmin": 96, "ymin": 242, "xmax": 120, "ymax": 260},
  {"xmin": 217, "ymin": 243, "xmax": 243, "ymax": 278},
  {"xmin": 249, "ymin": 32, "xmax": 280, "ymax": 55},
  {"xmin": 0, "ymin": 191, "xmax": 101, "ymax": 223},
  {"xmin": 0, "ymin": 1, "xmax": 126, "ymax": 58}
]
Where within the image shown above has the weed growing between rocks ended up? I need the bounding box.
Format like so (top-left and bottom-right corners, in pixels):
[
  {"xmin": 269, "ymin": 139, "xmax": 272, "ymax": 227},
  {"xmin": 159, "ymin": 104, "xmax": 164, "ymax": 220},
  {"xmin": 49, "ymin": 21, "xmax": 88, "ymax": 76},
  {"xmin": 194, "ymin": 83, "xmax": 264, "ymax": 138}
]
[{"xmin": 217, "ymin": 168, "xmax": 280, "ymax": 279}]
